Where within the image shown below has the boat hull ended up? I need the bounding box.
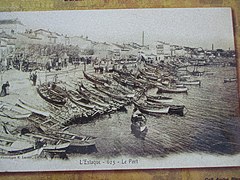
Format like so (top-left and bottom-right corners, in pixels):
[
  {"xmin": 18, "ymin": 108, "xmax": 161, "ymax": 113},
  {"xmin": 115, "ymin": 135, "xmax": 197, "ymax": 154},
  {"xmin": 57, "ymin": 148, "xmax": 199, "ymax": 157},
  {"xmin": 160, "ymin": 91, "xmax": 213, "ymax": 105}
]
[{"xmin": 157, "ymin": 86, "xmax": 188, "ymax": 93}]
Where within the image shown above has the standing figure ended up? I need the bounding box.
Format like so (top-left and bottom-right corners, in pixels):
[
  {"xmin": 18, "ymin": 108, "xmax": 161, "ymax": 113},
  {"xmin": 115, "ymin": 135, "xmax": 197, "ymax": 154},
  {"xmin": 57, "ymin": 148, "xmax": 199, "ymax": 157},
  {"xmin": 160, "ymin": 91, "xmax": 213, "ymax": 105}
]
[
  {"xmin": 1, "ymin": 81, "xmax": 10, "ymax": 96},
  {"xmin": 32, "ymin": 72, "xmax": 37, "ymax": 86}
]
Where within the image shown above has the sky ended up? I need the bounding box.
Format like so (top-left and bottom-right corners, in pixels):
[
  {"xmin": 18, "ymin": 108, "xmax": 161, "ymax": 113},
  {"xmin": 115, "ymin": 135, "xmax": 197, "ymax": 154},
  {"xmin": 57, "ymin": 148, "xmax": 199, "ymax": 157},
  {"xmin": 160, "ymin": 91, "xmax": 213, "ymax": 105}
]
[{"xmin": 0, "ymin": 8, "xmax": 235, "ymax": 50}]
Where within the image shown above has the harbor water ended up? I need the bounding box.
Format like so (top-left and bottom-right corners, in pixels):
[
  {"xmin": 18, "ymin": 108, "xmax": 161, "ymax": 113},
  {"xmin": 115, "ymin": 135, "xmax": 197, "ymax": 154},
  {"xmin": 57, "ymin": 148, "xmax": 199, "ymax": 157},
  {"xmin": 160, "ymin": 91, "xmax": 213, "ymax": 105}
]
[{"xmin": 69, "ymin": 66, "xmax": 240, "ymax": 158}]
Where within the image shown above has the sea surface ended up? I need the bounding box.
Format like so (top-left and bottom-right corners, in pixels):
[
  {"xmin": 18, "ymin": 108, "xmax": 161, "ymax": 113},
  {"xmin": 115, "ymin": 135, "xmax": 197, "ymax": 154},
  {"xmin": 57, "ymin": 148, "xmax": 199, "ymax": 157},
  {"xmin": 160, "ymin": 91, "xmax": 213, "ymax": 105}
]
[{"xmin": 69, "ymin": 66, "xmax": 240, "ymax": 158}]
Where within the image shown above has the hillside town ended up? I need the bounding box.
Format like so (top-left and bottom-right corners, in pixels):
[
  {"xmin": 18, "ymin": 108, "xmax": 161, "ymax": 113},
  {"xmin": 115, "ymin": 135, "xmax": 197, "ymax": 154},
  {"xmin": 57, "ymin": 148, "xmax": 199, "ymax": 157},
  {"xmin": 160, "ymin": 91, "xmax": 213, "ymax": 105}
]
[{"xmin": 0, "ymin": 18, "xmax": 235, "ymax": 74}]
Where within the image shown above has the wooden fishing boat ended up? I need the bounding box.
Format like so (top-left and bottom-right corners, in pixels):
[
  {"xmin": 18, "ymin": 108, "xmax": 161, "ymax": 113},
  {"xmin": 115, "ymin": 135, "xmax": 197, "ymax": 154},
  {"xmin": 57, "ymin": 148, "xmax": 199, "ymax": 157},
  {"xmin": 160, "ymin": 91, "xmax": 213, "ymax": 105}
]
[
  {"xmin": 1, "ymin": 125, "xmax": 68, "ymax": 158},
  {"xmin": 0, "ymin": 146, "xmax": 43, "ymax": 159},
  {"xmin": 224, "ymin": 78, "xmax": 237, "ymax": 83},
  {"xmin": 130, "ymin": 109, "xmax": 148, "ymax": 138},
  {"xmin": 17, "ymin": 99, "xmax": 50, "ymax": 117},
  {"xmin": 23, "ymin": 133, "xmax": 71, "ymax": 152},
  {"xmin": 107, "ymin": 84, "xmax": 135, "ymax": 98},
  {"xmin": 37, "ymin": 84, "xmax": 67, "ymax": 106},
  {"xmin": 79, "ymin": 84, "xmax": 107, "ymax": 101},
  {"xmin": 168, "ymin": 105, "xmax": 185, "ymax": 116},
  {"xmin": 68, "ymin": 90, "xmax": 90, "ymax": 104},
  {"xmin": 178, "ymin": 80, "xmax": 201, "ymax": 86},
  {"xmin": 133, "ymin": 101, "xmax": 170, "ymax": 115},
  {"xmin": 146, "ymin": 101, "xmax": 185, "ymax": 116},
  {"xmin": 112, "ymin": 74, "xmax": 143, "ymax": 88},
  {"xmin": 131, "ymin": 122, "xmax": 147, "ymax": 133},
  {"xmin": 94, "ymin": 85, "xmax": 128, "ymax": 101},
  {"xmin": 187, "ymin": 67, "xmax": 205, "ymax": 76},
  {"xmin": 113, "ymin": 68, "xmax": 133, "ymax": 76},
  {"xmin": 52, "ymin": 131, "xmax": 97, "ymax": 149},
  {"xmin": 131, "ymin": 109, "xmax": 147, "ymax": 123},
  {"xmin": 68, "ymin": 90, "xmax": 102, "ymax": 110},
  {"xmin": 0, "ymin": 102, "xmax": 31, "ymax": 119},
  {"xmin": 0, "ymin": 136, "xmax": 37, "ymax": 154},
  {"xmin": 77, "ymin": 85, "xmax": 114, "ymax": 108},
  {"xmin": 27, "ymin": 114, "xmax": 66, "ymax": 131},
  {"xmin": 83, "ymin": 71, "xmax": 111, "ymax": 86},
  {"xmin": 145, "ymin": 62, "xmax": 159, "ymax": 68},
  {"xmin": 80, "ymin": 83, "xmax": 128, "ymax": 110},
  {"xmin": 157, "ymin": 85, "xmax": 188, "ymax": 94},
  {"xmin": 138, "ymin": 68, "xmax": 159, "ymax": 81},
  {"xmin": 146, "ymin": 95, "xmax": 173, "ymax": 103}
]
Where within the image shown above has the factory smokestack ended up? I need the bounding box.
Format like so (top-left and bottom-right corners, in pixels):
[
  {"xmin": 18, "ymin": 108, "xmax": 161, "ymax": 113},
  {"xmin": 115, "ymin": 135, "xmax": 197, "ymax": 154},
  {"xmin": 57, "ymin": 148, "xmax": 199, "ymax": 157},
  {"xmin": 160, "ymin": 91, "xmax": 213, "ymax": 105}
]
[{"xmin": 142, "ymin": 31, "xmax": 144, "ymax": 46}]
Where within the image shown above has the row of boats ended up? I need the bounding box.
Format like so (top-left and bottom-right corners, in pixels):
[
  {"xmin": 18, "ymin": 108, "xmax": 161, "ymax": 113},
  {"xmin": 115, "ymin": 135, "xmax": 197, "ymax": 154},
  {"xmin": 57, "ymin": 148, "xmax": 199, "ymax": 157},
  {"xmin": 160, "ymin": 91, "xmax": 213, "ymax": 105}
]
[
  {"xmin": 0, "ymin": 61, "xmax": 205, "ymax": 157},
  {"xmin": 37, "ymin": 61, "xmax": 207, "ymax": 118},
  {"xmin": 33, "ymin": 62, "xmax": 202, "ymax": 138},
  {"xmin": 0, "ymin": 98, "xmax": 98, "ymax": 159}
]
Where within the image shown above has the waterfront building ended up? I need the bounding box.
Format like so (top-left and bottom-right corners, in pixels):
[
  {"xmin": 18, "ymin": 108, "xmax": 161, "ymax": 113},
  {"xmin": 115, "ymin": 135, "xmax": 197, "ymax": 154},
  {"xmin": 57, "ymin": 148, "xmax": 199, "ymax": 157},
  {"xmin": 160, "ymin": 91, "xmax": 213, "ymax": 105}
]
[
  {"xmin": 0, "ymin": 31, "xmax": 16, "ymax": 69},
  {"xmin": 0, "ymin": 18, "xmax": 26, "ymax": 34}
]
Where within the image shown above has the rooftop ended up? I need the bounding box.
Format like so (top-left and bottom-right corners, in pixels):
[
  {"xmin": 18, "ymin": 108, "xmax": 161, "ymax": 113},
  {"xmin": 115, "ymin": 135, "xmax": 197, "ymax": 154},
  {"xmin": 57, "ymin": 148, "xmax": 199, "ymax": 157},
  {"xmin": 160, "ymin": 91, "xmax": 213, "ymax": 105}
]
[{"xmin": 0, "ymin": 32, "xmax": 16, "ymax": 39}]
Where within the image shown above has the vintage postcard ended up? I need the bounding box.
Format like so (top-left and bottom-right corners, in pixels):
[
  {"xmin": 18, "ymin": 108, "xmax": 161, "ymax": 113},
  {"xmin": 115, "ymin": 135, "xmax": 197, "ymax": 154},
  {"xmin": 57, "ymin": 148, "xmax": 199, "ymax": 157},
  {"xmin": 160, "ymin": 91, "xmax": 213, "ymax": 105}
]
[{"xmin": 0, "ymin": 8, "xmax": 239, "ymax": 172}]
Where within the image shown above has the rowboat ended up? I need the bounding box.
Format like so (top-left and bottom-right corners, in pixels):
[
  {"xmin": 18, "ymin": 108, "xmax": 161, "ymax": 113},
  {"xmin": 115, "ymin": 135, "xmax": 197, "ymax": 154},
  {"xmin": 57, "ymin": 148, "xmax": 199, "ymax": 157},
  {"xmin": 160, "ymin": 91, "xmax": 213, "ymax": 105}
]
[
  {"xmin": 178, "ymin": 80, "xmax": 201, "ymax": 86},
  {"xmin": 168, "ymin": 105, "xmax": 185, "ymax": 116},
  {"xmin": 131, "ymin": 122, "xmax": 147, "ymax": 133},
  {"xmin": 131, "ymin": 109, "xmax": 147, "ymax": 131},
  {"xmin": 224, "ymin": 78, "xmax": 237, "ymax": 83},
  {"xmin": 0, "ymin": 147, "xmax": 43, "ymax": 159},
  {"xmin": 113, "ymin": 68, "xmax": 133, "ymax": 76},
  {"xmin": 0, "ymin": 138, "xmax": 36, "ymax": 154},
  {"xmin": 146, "ymin": 101, "xmax": 185, "ymax": 116},
  {"xmin": 157, "ymin": 85, "xmax": 188, "ymax": 94},
  {"xmin": 133, "ymin": 101, "xmax": 170, "ymax": 115},
  {"xmin": 107, "ymin": 84, "xmax": 135, "ymax": 98},
  {"xmin": 77, "ymin": 86, "xmax": 113, "ymax": 108},
  {"xmin": 0, "ymin": 102, "xmax": 31, "ymax": 119},
  {"xmin": 130, "ymin": 109, "xmax": 148, "ymax": 138},
  {"xmin": 52, "ymin": 131, "xmax": 97, "ymax": 153},
  {"xmin": 131, "ymin": 109, "xmax": 147, "ymax": 124},
  {"xmin": 138, "ymin": 68, "xmax": 159, "ymax": 81},
  {"xmin": 79, "ymin": 84, "xmax": 125, "ymax": 109},
  {"xmin": 146, "ymin": 95, "xmax": 173, "ymax": 103},
  {"xmin": 83, "ymin": 71, "xmax": 111, "ymax": 86},
  {"xmin": 27, "ymin": 114, "xmax": 66, "ymax": 131},
  {"xmin": 23, "ymin": 133, "xmax": 71, "ymax": 152},
  {"xmin": 17, "ymin": 99, "xmax": 50, "ymax": 117},
  {"xmin": 94, "ymin": 85, "xmax": 128, "ymax": 101},
  {"xmin": 188, "ymin": 70, "xmax": 205, "ymax": 76},
  {"xmin": 112, "ymin": 74, "xmax": 143, "ymax": 88},
  {"xmin": 68, "ymin": 90, "xmax": 90, "ymax": 104},
  {"xmin": 37, "ymin": 84, "xmax": 67, "ymax": 106},
  {"xmin": 68, "ymin": 90, "xmax": 102, "ymax": 110}
]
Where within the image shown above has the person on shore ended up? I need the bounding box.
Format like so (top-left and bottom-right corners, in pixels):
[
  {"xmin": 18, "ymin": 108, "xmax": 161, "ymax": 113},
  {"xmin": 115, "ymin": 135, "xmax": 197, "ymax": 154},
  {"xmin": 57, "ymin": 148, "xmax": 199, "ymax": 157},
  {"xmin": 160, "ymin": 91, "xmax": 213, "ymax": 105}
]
[
  {"xmin": 1, "ymin": 81, "xmax": 10, "ymax": 96},
  {"xmin": 32, "ymin": 71, "xmax": 37, "ymax": 86},
  {"xmin": 46, "ymin": 61, "xmax": 51, "ymax": 72}
]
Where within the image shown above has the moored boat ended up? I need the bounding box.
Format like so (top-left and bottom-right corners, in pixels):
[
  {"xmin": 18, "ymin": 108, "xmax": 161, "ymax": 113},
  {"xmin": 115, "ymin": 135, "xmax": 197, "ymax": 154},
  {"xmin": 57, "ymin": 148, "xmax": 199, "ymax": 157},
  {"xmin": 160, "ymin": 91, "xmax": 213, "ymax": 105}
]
[
  {"xmin": 146, "ymin": 95, "xmax": 173, "ymax": 103},
  {"xmin": 157, "ymin": 85, "xmax": 188, "ymax": 94},
  {"xmin": 130, "ymin": 109, "xmax": 148, "ymax": 138},
  {"xmin": 37, "ymin": 84, "xmax": 67, "ymax": 106},
  {"xmin": 17, "ymin": 99, "xmax": 50, "ymax": 117},
  {"xmin": 83, "ymin": 71, "xmax": 111, "ymax": 86},
  {"xmin": 0, "ymin": 102, "xmax": 31, "ymax": 119},
  {"xmin": 133, "ymin": 101, "xmax": 170, "ymax": 115},
  {"xmin": 0, "ymin": 147, "xmax": 43, "ymax": 159},
  {"xmin": 168, "ymin": 105, "xmax": 185, "ymax": 116},
  {"xmin": 146, "ymin": 101, "xmax": 185, "ymax": 116},
  {"xmin": 224, "ymin": 78, "xmax": 237, "ymax": 83},
  {"xmin": 178, "ymin": 80, "xmax": 201, "ymax": 86}
]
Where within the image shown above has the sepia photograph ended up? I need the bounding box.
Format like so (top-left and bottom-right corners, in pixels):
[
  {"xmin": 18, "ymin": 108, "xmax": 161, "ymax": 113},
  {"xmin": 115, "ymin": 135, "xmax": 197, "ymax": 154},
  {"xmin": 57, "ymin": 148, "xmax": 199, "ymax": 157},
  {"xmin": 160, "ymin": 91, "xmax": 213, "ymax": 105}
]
[{"xmin": 0, "ymin": 8, "xmax": 239, "ymax": 172}]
